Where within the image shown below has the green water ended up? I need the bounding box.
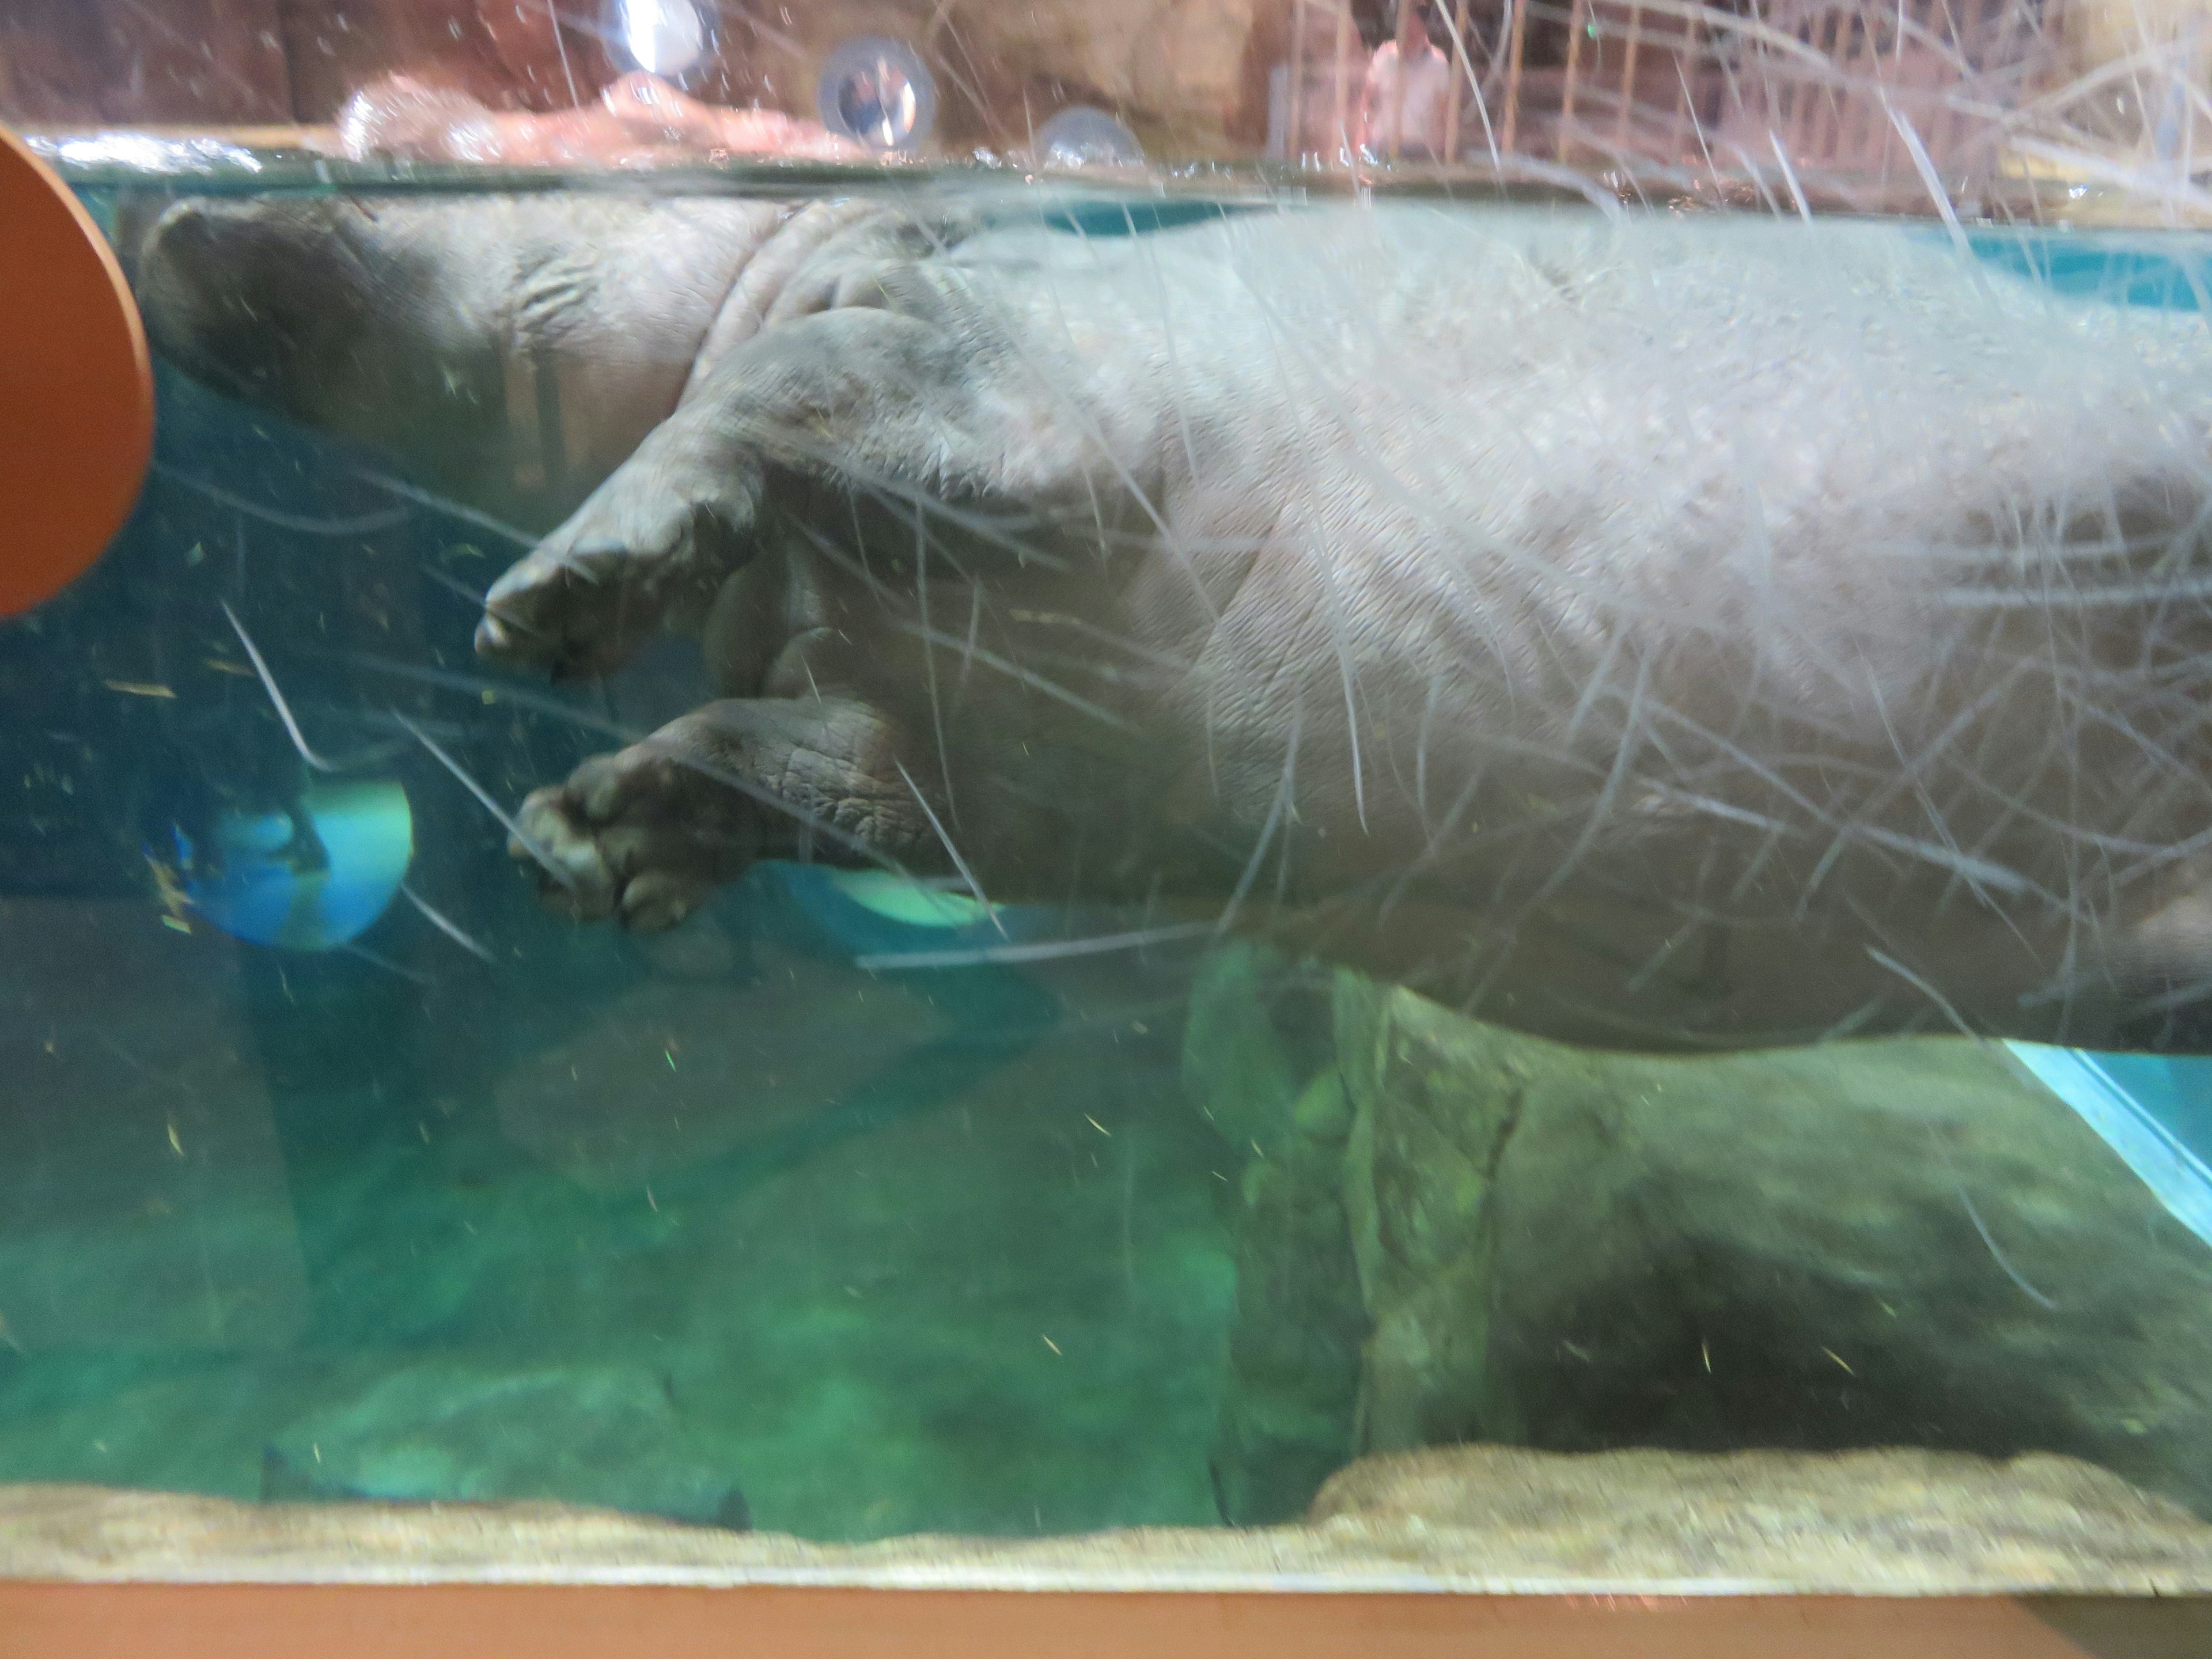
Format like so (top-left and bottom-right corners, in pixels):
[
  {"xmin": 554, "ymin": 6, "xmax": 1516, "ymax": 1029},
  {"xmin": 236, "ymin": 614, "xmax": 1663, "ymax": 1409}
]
[
  {"xmin": 0, "ymin": 185, "xmax": 1253, "ymax": 1533},
  {"xmin": 13, "ymin": 161, "xmax": 2212, "ymax": 1547}
]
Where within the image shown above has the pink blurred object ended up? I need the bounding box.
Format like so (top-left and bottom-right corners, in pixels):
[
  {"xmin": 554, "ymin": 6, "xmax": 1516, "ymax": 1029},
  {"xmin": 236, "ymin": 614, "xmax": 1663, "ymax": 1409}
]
[{"xmin": 334, "ymin": 71, "xmax": 869, "ymax": 166}]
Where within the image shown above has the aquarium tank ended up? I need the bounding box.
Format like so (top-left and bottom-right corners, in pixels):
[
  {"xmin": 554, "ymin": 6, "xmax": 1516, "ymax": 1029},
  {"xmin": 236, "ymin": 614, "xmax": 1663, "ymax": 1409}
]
[{"xmin": 13, "ymin": 0, "xmax": 2212, "ymax": 1607}]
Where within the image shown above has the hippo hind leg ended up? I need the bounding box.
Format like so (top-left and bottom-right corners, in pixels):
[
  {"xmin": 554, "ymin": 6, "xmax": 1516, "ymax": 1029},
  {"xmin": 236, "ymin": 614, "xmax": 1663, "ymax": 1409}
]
[{"xmin": 510, "ymin": 695, "xmax": 936, "ymax": 930}]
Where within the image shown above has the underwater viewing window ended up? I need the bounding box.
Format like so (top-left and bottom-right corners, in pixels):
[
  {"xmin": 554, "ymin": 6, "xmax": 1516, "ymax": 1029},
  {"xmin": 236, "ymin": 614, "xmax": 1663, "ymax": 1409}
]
[{"xmin": 13, "ymin": 0, "xmax": 2212, "ymax": 1653}]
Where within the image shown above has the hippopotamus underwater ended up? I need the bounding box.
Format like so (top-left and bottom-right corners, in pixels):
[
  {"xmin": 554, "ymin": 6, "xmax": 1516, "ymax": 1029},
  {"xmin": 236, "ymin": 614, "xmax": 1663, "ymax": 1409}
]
[{"xmin": 127, "ymin": 189, "xmax": 2212, "ymax": 1052}]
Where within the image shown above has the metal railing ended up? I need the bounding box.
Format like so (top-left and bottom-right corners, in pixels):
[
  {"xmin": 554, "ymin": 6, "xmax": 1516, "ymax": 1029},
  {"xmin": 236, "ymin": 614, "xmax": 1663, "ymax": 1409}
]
[{"xmin": 1262, "ymin": 0, "xmax": 2194, "ymax": 216}]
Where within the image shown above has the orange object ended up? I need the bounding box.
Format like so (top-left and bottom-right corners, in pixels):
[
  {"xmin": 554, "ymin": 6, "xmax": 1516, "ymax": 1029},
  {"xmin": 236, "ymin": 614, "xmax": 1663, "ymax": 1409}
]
[
  {"xmin": 0, "ymin": 123, "xmax": 155, "ymax": 618},
  {"xmin": 0, "ymin": 1582, "xmax": 2203, "ymax": 1659}
]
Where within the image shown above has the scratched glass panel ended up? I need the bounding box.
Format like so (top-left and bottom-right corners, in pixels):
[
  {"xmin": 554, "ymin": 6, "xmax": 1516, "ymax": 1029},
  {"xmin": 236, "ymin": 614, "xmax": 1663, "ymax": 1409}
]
[{"xmin": 6, "ymin": 0, "xmax": 2212, "ymax": 1595}]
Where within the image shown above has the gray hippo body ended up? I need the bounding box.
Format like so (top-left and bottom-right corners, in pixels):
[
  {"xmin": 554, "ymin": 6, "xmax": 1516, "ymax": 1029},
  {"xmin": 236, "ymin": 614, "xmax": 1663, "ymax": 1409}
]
[{"xmin": 132, "ymin": 192, "xmax": 2212, "ymax": 1051}]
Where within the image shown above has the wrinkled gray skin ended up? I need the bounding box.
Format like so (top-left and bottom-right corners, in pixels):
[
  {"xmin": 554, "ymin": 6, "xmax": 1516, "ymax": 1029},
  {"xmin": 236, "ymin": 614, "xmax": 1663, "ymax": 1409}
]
[{"xmin": 132, "ymin": 192, "xmax": 2212, "ymax": 1051}]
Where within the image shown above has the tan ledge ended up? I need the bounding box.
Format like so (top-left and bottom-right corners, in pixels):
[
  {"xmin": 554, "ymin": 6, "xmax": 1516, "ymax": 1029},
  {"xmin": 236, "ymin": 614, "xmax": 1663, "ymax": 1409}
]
[{"xmin": 7, "ymin": 1446, "xmax": 2212, "ymax": 1596}]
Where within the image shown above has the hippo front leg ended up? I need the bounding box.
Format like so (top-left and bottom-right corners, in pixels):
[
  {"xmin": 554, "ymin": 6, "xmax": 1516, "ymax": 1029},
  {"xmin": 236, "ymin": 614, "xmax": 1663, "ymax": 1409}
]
[
  {"xmin": 476, "ymin": 302, "xmax": 971, "ymax": 679},
  {"xmin": 512, "ymin": 695, "xmax": 938, "ymax": 929},
  {"xmin": 475, "ymin": 411, "xmax": 763, "ymax": 677}
]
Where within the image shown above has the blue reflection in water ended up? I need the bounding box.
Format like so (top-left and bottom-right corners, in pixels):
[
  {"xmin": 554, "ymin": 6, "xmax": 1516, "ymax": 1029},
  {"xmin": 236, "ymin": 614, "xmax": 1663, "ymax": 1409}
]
[
  {"xmin": 2008, "ymin": 1045, "xmax": 2212, "ymax": 1249},
  {"xmin": 1951, "ymin": 228, "xmax": 2212, "ymax": 312},
  {"xmin": 169, "ymin": 781, "xmax": 414, "ymax": 951}
]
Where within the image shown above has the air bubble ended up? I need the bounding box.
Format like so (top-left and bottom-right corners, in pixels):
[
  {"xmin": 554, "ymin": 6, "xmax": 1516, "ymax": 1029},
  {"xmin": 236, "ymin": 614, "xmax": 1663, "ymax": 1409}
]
[{"xmin": 816, "ymin": 37, "xmax": 936, "ymax": 153}]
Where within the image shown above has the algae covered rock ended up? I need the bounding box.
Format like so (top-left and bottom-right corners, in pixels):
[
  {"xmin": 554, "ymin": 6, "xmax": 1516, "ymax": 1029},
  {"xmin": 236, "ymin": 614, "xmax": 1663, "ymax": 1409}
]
[
  {"xmin": 1177, "ymin": 940, "xmax": 2212, "ymax": 1520},
  {"xmin": 1180, "ymin": 942, "xmax": 1365, "ymax": 1524},
  {"xmin": 261, "ymin": 1360, "xmax": 747, "ymax": 1529},
  {"xmin": 1179, "ymin": 941, "xmax": 1334, "ymax": 1162},
  {"xmin": 1207, "ymin": 1064, "xmax": 1368, "ymax": 1526},
  {"xmin": 1333, "ymin": 981, "xmax": 2212, "ymax": 1516}
]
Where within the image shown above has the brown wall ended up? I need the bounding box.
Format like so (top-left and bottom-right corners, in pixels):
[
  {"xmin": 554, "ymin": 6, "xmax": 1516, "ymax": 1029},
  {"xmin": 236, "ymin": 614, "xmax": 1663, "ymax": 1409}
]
[
  {"xmin": 0, "ymin": 0, "xmax": 646, "ymax": 127},
  {"xmin": 0, "ymin": 0, "xmax": 1286, "ymax": 155},
  {"xmin": 0, "ymin": 0, "xmax": 293, "ymax": 125}
]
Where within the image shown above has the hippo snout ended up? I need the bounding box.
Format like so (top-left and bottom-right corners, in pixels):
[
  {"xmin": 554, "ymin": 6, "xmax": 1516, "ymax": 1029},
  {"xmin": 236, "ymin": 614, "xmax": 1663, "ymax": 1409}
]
[
  {"xmin": 132, "ymin": 199, "xmax": 310, "ymax": 403},
  {"xmin": 131, "ymin": 196, "xmax": 423, "ymax": 423}
]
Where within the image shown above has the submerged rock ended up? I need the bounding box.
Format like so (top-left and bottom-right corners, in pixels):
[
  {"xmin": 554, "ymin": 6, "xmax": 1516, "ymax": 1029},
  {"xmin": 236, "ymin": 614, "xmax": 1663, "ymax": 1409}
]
[
  {"xmin": 1184, "ymin": 945, "xmax": 2212, "ymax": 1520},
  {"xmin": 1179, "ymin": 942, "xmax": 1333, "ymax": 1162},
  {"xmin": 262, "ymin": 1360, "xmax": 746, "ymax": 1530},
  {"xmin": 1332, "ymin": 979, "xmax": 2212, "ymax": 1516},
  {"xmin": 1182, "ymin": 943, "xmax": 1363, "ymax": 1525}
]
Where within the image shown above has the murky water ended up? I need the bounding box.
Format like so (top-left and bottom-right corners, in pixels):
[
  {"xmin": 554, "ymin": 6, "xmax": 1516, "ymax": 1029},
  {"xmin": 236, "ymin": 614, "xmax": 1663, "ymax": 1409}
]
[{"xmin": 9, "ymin": 161, "xmax": 2212, "ymax": 1545}]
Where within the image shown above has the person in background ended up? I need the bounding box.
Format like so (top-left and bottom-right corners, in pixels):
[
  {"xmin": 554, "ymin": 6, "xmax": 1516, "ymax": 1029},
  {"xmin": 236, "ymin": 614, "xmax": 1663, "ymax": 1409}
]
[{"xmin": 1358, "ymin": 0, "xmax": 1457, "ymax": 161}]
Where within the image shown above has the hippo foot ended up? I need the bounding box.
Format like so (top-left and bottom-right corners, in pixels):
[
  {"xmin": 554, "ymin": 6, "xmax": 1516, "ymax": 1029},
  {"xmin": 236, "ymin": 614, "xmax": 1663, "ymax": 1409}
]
[
  {"xmin": 477, "ymin": 423, "xmax": 762, "ymax": 678},
  {"xmin": 510, "ymin": 695, "xmax": 934, "ymax": 929}
]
